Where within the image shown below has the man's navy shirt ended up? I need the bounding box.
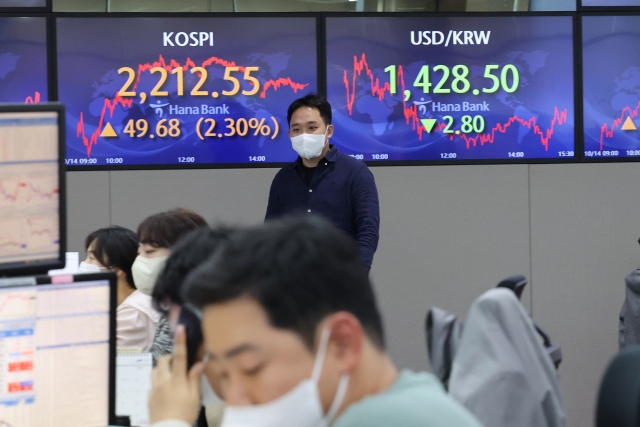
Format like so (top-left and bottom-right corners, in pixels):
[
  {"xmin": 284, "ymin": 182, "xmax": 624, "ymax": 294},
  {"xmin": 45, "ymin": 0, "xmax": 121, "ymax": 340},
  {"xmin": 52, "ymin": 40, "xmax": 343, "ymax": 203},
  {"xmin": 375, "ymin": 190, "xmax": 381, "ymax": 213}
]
[{"xmin": 265, "ymin": 146, "xmax": 380, "ymax": 269}]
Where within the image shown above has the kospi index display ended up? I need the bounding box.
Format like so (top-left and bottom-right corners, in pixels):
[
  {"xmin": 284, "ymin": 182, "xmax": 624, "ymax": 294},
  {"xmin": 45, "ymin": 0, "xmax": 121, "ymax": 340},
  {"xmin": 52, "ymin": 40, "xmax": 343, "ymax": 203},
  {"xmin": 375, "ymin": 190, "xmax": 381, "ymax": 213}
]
[
  {"xmin": 325, "ymin": 16, "xmax": 575, "ymax": 162},
  {"xmin": 57, "ymin": 17, "xmax": 317, "ymax": 167},
  {"xmin": 0, "ymin": 17, "xmax": 48, "ymax": 104},
  {"xmin": 582, "ymin": 15, "xmax": 640, "ymax": 159}
]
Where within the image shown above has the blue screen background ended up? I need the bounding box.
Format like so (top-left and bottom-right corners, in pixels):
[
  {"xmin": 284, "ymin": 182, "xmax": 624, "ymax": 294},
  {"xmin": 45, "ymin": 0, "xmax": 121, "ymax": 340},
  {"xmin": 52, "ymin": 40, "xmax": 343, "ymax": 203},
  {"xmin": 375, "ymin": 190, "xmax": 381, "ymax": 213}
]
[{"xmin": 0, "ymin": 17, "xmax": 48, "ymax": 104}]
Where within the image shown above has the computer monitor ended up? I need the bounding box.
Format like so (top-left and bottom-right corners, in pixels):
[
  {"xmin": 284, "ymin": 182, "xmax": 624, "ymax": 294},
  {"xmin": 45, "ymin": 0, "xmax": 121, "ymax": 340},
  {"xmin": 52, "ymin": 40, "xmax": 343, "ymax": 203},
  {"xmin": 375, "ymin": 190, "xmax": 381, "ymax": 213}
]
[
  {"xmin": 325, "ymin": 15, "xmax": 575, "ymax": 162},
  {"xmin": 0, "ymin": 272, "xmax": 116, "ymax": 427},
  {"xmin": 0, "ymin": 104, "xmax": 66, "ymax": 276},
  {"xmin": 0, "ymin": 1, "xmax": 47, "ymax": 7}
]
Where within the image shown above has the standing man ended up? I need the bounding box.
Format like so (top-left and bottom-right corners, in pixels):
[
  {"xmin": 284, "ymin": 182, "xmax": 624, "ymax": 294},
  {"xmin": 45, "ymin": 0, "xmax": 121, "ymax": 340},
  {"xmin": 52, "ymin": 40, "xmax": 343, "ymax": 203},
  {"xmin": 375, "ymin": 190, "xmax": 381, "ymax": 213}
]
[{"xmin": 265, "ymin": 94, "xmax": 380, "ymax": 270}]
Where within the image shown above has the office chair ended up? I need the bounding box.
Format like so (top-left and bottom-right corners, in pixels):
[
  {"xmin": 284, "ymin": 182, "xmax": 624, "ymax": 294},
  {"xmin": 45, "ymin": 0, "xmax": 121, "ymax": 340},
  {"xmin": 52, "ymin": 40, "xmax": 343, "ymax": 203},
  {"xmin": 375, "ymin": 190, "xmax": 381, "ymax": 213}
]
[
  {"xmin": 497, "ymin": 275, "xmax": 563, "ymax": 369},
  {"xmin": 497, "ymin": 274, "xmax": 528, "ymax": 299},
  {"xmin": 596, "ymin": 346, "xmax": 640, "ymax": 427},
  {"xmin": 449, "ymin": 288, "xmax": 566, "ymax": 427},
  {"xmin": 425, "ymin": 306, "xmax": 463, "ymax": 389}
]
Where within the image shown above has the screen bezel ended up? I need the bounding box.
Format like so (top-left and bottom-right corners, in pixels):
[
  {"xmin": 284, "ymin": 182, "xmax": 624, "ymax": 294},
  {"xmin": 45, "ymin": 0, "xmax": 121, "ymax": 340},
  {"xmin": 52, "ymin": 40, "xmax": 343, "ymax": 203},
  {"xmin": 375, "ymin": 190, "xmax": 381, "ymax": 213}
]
[
  {"xmin": 35, "ymin": 271, "xmax": 118, "ymax": 426},
  {"xmin": 53, "ymin": 12, "xmax": 322, "ymax": 172},
  {"xmin": 0, "ymin": 103, "xmax": 66, "ymax": 277}
]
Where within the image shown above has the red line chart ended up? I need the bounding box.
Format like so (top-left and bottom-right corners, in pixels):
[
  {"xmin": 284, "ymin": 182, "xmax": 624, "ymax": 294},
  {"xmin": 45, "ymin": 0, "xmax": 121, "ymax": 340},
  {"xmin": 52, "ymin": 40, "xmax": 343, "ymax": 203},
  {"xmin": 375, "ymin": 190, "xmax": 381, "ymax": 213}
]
[
  {"xmin": 76, "ymin": 54, "xmax": 309, "ymax": 157},
  {"xmin": 0, "ymin": 290, "xmax": 35, "ymax": 321},
  {"xmin": 0, "ymin": 180, "xmax": 58, "ymax": 204},
  {"xmin": 0, "ymin": 292, "xmax": 34, "ymax": 313},
  {"xmin": 24, "ymin": 92, "xmax": 40, "ymax": 104},
  {"xmin": 343, "ymin": 53, "xmax": 568, "ymax": 151},
  {"xmin": 599, "ymin": 101, "xmax": 640, "ymax": 150}
]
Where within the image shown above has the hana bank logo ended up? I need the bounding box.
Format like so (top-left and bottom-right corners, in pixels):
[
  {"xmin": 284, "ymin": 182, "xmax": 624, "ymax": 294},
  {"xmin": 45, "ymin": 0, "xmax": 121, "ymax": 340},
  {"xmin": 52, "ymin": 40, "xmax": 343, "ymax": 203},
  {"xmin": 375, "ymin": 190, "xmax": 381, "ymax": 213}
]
[
  {"xmin": 151, "ymin": 101, "xmax": 170, "ymax": 118},
  {"xmin": 414, "ymin": 98, "xmax": 432, "ymax": 117}
]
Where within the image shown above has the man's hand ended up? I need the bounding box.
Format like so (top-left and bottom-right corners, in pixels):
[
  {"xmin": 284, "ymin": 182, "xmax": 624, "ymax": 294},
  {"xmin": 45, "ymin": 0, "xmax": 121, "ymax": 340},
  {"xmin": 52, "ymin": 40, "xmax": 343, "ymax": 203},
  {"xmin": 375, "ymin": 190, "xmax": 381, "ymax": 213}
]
[{"xmin": 149, "ymin": 325, "xmax": 202, "ymax": 424}]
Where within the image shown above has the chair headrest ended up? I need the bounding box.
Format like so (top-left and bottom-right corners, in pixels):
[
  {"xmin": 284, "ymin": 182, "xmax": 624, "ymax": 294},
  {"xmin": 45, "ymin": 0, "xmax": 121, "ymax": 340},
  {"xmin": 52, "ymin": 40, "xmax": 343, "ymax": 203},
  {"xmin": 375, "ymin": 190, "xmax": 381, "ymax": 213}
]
[{"xmin": 597, "ymin": 346, "xmax": 640, "ymax": 427}]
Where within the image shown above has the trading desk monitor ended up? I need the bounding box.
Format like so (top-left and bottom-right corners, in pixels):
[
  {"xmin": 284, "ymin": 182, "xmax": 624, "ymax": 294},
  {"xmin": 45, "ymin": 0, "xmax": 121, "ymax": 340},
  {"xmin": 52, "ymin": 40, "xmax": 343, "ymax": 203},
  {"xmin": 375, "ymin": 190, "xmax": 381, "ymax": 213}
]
[
  {"xmin": 0, "ymin": 17, "xmax": 48, "ymax": 103},
  {"xmin": 0, "ymin": 273, "xmax": 115, "ymax": 427},
  {"xmin": 325, "ymin": 15, "xmax": 575, "ymax": 162},
  {"xmin": 57, "ymin": 16, "xmax": 318, "ymax": 168},
  {"xmin": 582, "ymin": 15, "xmax": 640, "ymax": 158},
  {"xmin": 0, "ymin": 105, "xmax": 65, "ymax": 275}
]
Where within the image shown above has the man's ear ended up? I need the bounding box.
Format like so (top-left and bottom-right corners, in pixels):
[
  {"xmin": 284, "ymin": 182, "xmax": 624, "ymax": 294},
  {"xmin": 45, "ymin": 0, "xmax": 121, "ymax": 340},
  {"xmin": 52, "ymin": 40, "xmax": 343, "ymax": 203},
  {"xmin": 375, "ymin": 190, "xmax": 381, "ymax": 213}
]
[
  {"xmin": 326, "ymin": 124, "xmax": 335, "ymax": 139},
  {"xmin": 324, "ymin": 312, "xmax": 363, "ymax": 375}
]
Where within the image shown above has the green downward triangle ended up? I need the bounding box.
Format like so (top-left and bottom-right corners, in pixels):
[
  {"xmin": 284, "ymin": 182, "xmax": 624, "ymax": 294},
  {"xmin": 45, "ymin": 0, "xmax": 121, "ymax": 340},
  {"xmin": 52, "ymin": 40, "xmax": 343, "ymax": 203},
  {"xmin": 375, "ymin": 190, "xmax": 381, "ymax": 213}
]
[{"xmin": 421, "ymin": 118, "xmax": 437, "ymax": 133}]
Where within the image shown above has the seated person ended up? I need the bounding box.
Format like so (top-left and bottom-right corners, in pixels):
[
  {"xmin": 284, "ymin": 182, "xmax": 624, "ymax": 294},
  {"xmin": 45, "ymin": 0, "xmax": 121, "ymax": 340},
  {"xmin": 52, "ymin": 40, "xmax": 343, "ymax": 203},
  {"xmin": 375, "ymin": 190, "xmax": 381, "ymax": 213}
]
[
  {"xmin": 81, "ymin": 226, "xmax": 159, "ymax": 350},
  {"xmin": 619, "ymin": 237, "xmax": 640, "ymax": 349},
  {"xmin": 152, "ymin": 227, "xmax": 236, "ymax": 427},
  {"xmin": 135, "ymin": 208, "xmax": 207, "ymax": 361},
  {"xmin": 148, "ymin": 216, "xmax": 482, "ymax": 427}
]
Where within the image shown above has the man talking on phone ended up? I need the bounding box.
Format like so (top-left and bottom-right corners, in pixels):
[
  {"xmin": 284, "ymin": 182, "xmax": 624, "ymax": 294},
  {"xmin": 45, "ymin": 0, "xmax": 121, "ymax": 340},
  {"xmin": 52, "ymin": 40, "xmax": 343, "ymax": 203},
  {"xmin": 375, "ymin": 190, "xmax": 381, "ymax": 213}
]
[
  {"xmin": 265, "ymin": 94, "xmax": 380, "ymax": 271},
  {"xmin": 148, "ymin": 216, "xmax": 481, "ymax": 427}
]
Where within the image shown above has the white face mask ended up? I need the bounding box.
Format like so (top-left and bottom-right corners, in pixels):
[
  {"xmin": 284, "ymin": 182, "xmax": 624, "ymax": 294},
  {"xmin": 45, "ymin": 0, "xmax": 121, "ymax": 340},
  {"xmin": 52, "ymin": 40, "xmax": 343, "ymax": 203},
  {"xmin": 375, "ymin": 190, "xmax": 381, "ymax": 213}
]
[
  {"xmin": 131, "ymin": 255, "xmax": 168, "ymax": 296},
  {"xmin": 220, "ymin": 327, "xmax": 350, "ymax": 427},
  {"xmin": 77, "ymin": 261, "xmax": 103, "ymax": 274},
  {"xmin": 291, "ymin": 129, "xmax": 328, "ymax": 160}
]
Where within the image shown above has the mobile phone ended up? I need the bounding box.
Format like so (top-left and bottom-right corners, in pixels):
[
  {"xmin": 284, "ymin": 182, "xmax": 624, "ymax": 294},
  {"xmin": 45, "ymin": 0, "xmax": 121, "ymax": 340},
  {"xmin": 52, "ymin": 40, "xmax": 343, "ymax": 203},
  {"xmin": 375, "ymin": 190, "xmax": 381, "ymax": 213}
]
[{"xmin": 178, "ymin": 306, "xmax": 203, "ymax": 370}]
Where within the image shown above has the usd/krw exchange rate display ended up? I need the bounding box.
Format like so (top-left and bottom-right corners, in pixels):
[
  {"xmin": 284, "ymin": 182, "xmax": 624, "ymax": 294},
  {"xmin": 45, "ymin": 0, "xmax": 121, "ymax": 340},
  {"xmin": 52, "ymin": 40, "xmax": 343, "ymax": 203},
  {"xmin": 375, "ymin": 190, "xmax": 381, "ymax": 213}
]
[
  {"xmin": 326, "ymin": 16, "xmax": 575, "ymax": 162},
  {"xmin": 57, "ymin": 17, "xmax": 317, "ymax": 167},
  {"xmin": 0, "ymin": 17, "xmax": 47, "ymax": 104},
  {"xmin": 582, "ymin": 15, "xmax": 640, "ymax": 159}
]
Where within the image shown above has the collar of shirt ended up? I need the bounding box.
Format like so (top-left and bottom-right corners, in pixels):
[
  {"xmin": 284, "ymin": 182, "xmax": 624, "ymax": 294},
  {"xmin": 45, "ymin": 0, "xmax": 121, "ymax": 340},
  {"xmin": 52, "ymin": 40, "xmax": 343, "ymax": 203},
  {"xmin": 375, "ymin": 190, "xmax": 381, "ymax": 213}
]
[{"xmin": 294, "ymin": 144, "xmax": 338, "ymax": 171}]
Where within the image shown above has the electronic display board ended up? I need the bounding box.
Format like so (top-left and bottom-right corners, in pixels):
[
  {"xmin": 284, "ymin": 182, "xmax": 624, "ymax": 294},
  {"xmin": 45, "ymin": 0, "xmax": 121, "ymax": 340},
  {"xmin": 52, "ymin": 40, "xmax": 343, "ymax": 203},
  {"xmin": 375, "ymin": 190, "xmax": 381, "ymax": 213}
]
[
  {"xmin": 0, "ymin": 17, "xmax": 48, "ymax": 104},
  {"xmin": 582, "ymin": 0, "xmax": 640, "ymax": 6},
  {"xmin": 0, "ymin": 1, "xmax": 47, "ymax": 7},
  {"xmin": 326, "ymin": 15, "xmax": 575, "ymax": 162},
  {"xmin": 57, "ymin": 17, "xmax": 318, "ymax": 168},
  {"xmin": 582, "ymin": 15, "xmax": 640, "ymax": 158}
]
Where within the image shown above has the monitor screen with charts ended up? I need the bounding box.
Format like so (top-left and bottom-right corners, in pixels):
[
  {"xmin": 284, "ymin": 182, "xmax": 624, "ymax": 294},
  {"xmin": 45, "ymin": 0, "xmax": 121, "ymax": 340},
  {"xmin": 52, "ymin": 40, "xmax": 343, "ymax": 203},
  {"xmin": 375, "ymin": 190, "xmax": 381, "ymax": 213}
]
[
  {"xmin": 0, "ymin": 105, "xmax": 65, "ymax": 275},
  {"xmin": 57, "ymin": 16, "xmax": 318, "ymax": 168},
  {"xmin": 0, "ymin": 272, "xmax": 116, "ymax": 427},
  {"xmin": 325, "ymin": 15, "xmax": 575, "ymax": 162}
]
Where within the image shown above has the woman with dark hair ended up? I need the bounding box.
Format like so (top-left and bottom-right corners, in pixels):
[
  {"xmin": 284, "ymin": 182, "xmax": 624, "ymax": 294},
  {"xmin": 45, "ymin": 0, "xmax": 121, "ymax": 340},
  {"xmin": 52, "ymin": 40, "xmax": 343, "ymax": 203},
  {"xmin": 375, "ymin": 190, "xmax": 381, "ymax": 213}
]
[
  {"xmin": 81, "ymin": 225, "xmax": 160, "ymax": 350},
  {"xmin": 132, "ymin": 208, "xmax": 207, "ymax": 362},
  {"xmin": 132, "ymin": 208, "xmax": 208, "ymax": 296}
]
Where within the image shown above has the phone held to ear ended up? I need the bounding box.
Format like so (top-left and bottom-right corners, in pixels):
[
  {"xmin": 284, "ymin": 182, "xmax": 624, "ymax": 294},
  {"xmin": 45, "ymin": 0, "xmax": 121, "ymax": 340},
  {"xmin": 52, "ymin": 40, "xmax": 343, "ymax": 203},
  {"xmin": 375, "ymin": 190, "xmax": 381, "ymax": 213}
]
[{"xmin": 178, "ymin": 307, "xmax": 203, "ymax": 370}]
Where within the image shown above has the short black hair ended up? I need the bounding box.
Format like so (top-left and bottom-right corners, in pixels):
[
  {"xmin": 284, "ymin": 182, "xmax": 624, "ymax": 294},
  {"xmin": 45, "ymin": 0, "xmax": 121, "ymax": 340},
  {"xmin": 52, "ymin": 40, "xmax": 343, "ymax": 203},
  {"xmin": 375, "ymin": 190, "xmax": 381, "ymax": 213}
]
[
  {"xmin": 137, "ymin": 208, "xmax": 207, "ymax": 248},
  {"xmin": 152, "ymin": 226, "xmax": 236, "ymax": 313},
  {"xmin": 85, "ymin": 226, "xmax": 138, "ymax": 289},
  {"xmin": 287, "ymin": 93, "xmax": 332, "ymax": 128},
  {"xmin": 183, "ymin": 215, "xmax": 385, "ymax": 350}
]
